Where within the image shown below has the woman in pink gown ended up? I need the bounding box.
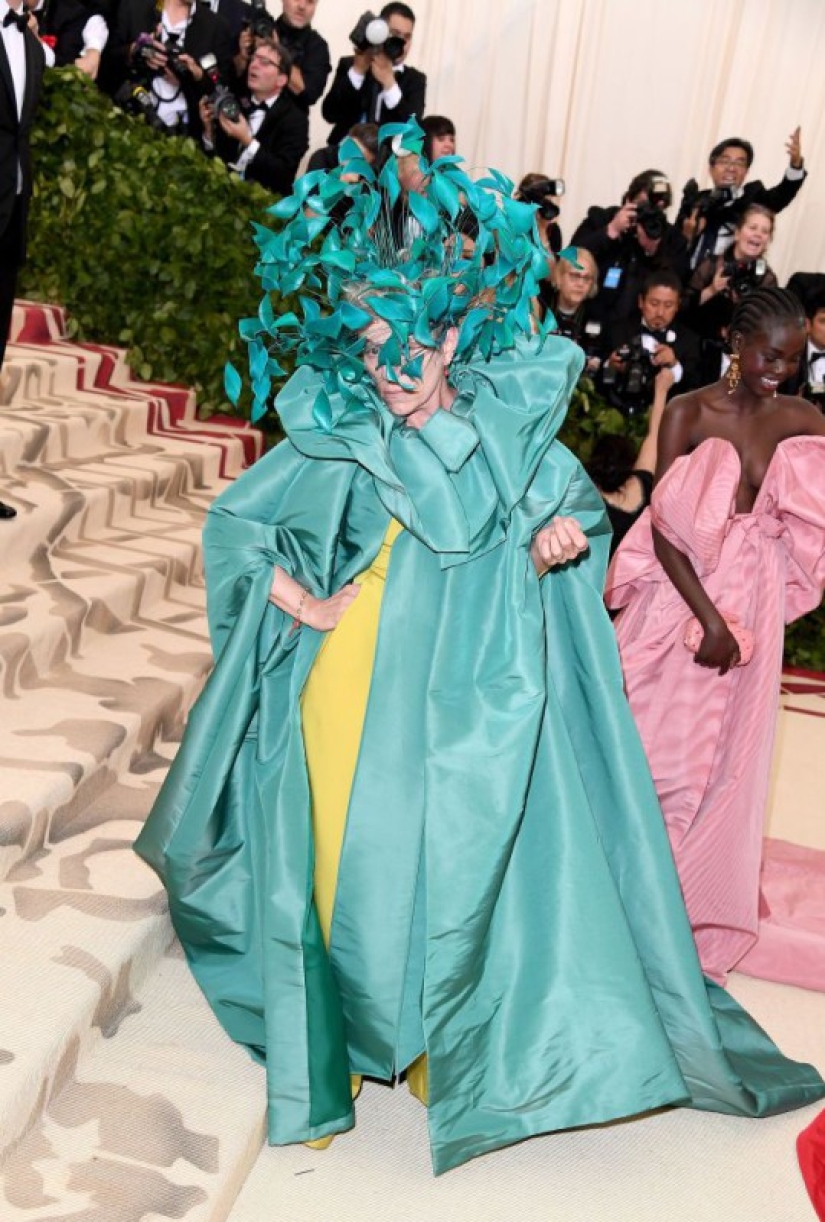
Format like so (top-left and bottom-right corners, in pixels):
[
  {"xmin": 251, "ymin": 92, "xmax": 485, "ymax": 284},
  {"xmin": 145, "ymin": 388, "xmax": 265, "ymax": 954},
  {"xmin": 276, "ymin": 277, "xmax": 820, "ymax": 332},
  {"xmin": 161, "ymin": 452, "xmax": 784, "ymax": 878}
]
[{"xmin": 605, "ymin": 288, "xmax": 825, "ymax": 986}]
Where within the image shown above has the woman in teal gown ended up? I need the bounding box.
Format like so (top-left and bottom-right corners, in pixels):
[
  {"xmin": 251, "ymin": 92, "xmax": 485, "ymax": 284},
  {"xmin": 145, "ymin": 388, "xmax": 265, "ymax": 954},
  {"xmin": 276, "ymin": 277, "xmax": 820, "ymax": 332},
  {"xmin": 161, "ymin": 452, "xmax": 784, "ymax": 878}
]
[{"xmin": 135, "ymin": 124, "xmax": 824, "ymax": 1174}]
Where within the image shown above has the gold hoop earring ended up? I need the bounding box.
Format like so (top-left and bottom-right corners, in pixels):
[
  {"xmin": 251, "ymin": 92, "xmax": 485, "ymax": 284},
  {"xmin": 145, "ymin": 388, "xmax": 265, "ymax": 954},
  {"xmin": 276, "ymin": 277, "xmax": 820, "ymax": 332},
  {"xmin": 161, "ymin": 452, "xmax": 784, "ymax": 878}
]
[{"xmin": 727, "ymin": 351, "xmax": 741, "ymax": 394}]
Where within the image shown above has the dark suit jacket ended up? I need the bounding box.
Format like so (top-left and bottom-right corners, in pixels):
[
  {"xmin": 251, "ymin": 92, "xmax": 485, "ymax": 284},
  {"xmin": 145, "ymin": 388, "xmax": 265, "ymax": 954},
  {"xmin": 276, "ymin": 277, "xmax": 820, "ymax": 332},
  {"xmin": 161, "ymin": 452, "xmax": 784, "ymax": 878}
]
[
  {"xmin": 102, "ymin": 0, "xmax": 233, "ymax": 135},
  {"xmin": 274, "ymin": 15, "xmax": 331, "ymax": 109},
  {"xmin": 605, "ymin": 312, "xmax": 703, "ymax": 394},
  {"xmin": 33, "ymin": 0, "xmax": 88, "ymax": 66},
  {"xmin": 321, "ymin": 55, "xmax": 425, "ymax": 145},
  {"xmin": 0, "ymin": 20, "xmax": 45, "ymax": 252},
  {"xmin": 214, "ymin": 89, "xmax": 308, "ymax": 196}
]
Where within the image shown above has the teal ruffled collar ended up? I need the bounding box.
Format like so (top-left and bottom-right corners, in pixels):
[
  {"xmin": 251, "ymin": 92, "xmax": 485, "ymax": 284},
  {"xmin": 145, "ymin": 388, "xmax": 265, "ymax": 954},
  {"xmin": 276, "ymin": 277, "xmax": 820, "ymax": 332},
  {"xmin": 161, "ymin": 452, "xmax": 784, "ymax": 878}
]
[{"xmin": 276, "ymin": 335, "xmax": 583, "ymax": 558}]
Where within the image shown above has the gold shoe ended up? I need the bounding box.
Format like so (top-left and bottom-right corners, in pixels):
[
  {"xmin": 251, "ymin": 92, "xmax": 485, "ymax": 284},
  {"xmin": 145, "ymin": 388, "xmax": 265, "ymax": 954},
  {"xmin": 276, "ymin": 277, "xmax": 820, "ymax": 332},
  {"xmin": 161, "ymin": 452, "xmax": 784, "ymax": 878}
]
[
  {"xmin": 304, "ymin": 1075, "xmax": 363, "ymax": 1149},
  {"xmin": 406, "ymin": 1054, "xmax": 429, "ymax": 1105}
]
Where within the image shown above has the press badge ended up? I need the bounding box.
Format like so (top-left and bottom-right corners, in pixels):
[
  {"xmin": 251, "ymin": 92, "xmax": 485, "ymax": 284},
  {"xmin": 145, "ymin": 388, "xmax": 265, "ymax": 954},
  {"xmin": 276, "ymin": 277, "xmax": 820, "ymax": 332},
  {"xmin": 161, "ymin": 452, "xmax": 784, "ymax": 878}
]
[{"xmin": 604, "ymin": 266, "xmax": 622, "ymax": 289}]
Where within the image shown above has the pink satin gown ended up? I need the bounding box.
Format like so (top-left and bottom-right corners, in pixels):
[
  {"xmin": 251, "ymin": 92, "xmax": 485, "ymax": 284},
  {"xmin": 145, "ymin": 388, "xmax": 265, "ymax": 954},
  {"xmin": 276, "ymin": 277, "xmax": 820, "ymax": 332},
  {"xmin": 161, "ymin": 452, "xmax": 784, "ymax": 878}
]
[{"xmin": 605, "ymin": 436, "xmax": 825, "ymax": 986}]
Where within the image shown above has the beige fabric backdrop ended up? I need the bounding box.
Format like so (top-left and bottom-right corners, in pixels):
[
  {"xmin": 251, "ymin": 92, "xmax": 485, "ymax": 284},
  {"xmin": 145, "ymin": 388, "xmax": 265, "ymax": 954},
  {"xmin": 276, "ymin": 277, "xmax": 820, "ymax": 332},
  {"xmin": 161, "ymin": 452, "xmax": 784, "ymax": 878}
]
[{"xmin": 297, "ymin": 0, "xmax": 825, "ymax": 283}]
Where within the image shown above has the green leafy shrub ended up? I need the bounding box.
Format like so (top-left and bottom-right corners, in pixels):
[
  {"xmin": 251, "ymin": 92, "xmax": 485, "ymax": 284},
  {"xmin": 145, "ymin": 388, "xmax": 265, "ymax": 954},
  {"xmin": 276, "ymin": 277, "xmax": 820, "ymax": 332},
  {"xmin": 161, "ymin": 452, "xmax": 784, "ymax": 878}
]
[{"xmin": 19, "ymin": 68, "xmax": 283, "ymax": 420}]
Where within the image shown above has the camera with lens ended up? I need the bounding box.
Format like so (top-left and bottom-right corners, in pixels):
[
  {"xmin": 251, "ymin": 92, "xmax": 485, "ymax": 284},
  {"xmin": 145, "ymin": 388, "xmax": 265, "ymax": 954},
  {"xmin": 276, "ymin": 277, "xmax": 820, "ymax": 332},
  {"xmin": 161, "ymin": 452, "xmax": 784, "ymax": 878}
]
[
  {"xmin": 601, "ymin": 336, "xmax": 657, "ymax": 415},
  {"xmin": 634, "ymin": 201, "xmax": 667, "ymax": 240},
  {"xmin": 244, "ymin": 0, "xmax": 276, "ymax": 40},
  {"xmin": 349, "ymin": 10, "xmax": 406, "ymax": 63},
  {"xmin": 199, "ymin": 52, "xmax": 241, "ymax": 123},
  {"xmin": 721, "ymin": 255, "xmax": 767, "ymax": 298},
  {"xmin": 634, "ymin": 177, "xmax": 670, "ymax": 241},
  {"xmin": 700, "ymin": 185, "xmax": 733, "ymax": 216},
  {"xmin": 133, "ymin": 30, "xmax": 191, "ymax": 81},
  {"xmin": 518, "ymin": 176, "xmax": 565, "ymax": 222},
  {"xmin": 113, "ymin": 79, "xmax": 166, "ymax": 131}
]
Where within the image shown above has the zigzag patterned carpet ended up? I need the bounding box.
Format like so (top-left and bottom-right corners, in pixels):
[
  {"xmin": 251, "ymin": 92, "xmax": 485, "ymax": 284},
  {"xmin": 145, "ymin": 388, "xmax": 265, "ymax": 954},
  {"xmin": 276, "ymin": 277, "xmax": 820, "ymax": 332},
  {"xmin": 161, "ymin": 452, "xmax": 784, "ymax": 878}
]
[{"xmin": 0, "ymin": 305, "xmax": 823, "ymax": 1222}]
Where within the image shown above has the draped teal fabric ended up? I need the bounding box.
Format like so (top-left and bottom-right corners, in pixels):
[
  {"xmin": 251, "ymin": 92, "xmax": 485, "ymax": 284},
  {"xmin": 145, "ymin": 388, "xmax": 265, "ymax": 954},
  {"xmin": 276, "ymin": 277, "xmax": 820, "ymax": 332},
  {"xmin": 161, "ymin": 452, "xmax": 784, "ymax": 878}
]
[{"xmin": 135, "ymin": 336, "xmax": 824, "ymax": 1174}]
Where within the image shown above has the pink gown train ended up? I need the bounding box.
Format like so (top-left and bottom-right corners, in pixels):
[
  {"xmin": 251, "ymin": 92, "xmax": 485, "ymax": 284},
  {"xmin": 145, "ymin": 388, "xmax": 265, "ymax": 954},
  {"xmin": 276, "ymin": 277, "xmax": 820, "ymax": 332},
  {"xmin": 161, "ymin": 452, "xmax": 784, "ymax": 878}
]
[{"xmin": 605, "ymin": 436, "xmax": 825, "ymax": 986}]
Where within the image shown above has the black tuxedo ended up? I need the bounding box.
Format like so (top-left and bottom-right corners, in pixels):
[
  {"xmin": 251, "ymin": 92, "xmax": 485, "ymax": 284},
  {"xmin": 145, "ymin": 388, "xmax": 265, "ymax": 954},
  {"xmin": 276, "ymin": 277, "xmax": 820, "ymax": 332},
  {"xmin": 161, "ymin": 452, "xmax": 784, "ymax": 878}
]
[
  {"xmin": 213, "ymin": 90, "xmax": 308, "ymax": 196},
  {"xmin": 321, "ymin": 55, "xmax": 425, "ymax": 145},
  {"xmin": 1, "ymin": 12, "xmax": 45, "ymax": 368},
  {"xmin": 605, "ymin": 313, "xmax": 702, "ymax": 391},
  {"xmin": 782, "ymin": 342, "xmax": 825, "ymax": 410},
  {"xmin": 32, "ymin": 0, "xmax": 87, "ymax": 65},
  {"xmin": 599, "ymin": 312, "xmax": 702, "ymax": 412}
]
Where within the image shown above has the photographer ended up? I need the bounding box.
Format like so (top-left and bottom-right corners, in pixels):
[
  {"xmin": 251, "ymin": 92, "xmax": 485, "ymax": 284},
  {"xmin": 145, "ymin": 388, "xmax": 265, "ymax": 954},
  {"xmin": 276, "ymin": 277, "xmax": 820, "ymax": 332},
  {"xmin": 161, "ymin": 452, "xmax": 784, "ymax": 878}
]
[
  {"xmin": 678, "ymin": 130, "xmax": 806, "ymax": 270},
  {"xmin": 516, "ymin": 171, "xmax": 564, "ymax": 257},
  {"xmin": 600, "ymin": 270, "xmax": 701, "ymax": 416},
  {"xmin": 571, "ymin": 169, "xmax": 689, "ymax": 330},
  {"xmin": 682, "ymin": 204, "xmax": 777, "ymax": 349},
  {"xmin": 234, "ymin": 1, "xmax": 330, "ymax": 107},
  {"xmin": 321, "ymin": 3, "xmax": 425, "ymax": 146},
  {"xmin": 102, "ymin": 0, "xmax": 233, "ymax": 136},
  {"xmin": 199, "ymin": 40, "xmax": 308, "ymax": 195}
]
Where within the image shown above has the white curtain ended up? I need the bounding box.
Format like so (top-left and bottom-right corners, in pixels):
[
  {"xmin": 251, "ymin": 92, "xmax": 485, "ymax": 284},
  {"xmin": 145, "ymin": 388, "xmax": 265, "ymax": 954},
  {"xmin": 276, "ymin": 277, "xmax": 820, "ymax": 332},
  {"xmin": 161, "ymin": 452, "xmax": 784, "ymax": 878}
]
[{"xmin": 298, "ymin": 0, "xmax": 825, "ymax": 282}]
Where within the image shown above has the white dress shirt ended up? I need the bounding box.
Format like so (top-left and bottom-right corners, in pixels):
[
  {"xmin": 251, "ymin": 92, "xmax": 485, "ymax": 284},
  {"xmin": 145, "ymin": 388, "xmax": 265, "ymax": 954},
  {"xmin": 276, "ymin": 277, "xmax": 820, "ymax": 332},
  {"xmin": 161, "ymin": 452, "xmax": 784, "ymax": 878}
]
[
  {"xmin": 152, "ymin": 11, "xmax": 190, "ymax": 128},
  {"xmin": 1, "ymin": 0, "xmax": 27, "ymax": 190},
  {"xmin": 807, "ymin": 339, "xmax": 825, "ymax": 390},
  {"xmin": 347, "ymin": 61, "xmax": 405, "ymax": 122}
]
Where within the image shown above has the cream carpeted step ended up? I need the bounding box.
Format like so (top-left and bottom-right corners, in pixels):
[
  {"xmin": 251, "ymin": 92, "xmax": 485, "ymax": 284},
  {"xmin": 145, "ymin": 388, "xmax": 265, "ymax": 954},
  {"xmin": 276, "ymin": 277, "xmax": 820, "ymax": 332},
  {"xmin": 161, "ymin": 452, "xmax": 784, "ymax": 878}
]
[
  {"xmin": 0, "ymin": 621, "xmax": 211, "ymax": 883},
  {"xmin": 0, "ymin": 945, "xmax": 266, "ymax": 1222},
  {"xmin": 0, "ymin": 304, "xmax": 260, "ymax": 882},
  {"xmin": 0, "ymin": 303, "xmax": 267, "ymax": 1219}
]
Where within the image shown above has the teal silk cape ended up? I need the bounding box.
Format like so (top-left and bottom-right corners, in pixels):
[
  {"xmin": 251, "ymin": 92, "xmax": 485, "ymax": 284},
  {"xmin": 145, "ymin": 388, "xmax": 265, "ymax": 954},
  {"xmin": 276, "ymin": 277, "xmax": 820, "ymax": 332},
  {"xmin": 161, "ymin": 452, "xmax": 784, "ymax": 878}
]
[{"xmin": 135, "ymin": 336, "xmax": 824, "ymax": 1174}]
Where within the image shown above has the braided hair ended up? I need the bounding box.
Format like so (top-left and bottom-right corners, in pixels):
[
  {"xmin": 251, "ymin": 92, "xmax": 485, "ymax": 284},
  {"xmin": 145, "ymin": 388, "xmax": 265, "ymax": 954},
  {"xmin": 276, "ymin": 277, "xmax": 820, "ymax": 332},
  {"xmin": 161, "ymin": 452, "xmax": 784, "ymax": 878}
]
[{"xmin": 729, "ymin": 287, "xmax": 805, "ymax": 341}]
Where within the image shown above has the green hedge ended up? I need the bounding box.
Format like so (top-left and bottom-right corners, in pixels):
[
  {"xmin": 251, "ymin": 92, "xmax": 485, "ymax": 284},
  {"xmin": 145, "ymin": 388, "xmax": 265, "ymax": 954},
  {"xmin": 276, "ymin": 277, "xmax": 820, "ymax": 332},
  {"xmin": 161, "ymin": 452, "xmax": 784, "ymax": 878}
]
[
  {"xmin": 19, "ymin": 70, "xmax": 824, "ymax": 670},
  {"xmin": 19, "ymin": 68, "xmax": 280, "ymax": 418}
]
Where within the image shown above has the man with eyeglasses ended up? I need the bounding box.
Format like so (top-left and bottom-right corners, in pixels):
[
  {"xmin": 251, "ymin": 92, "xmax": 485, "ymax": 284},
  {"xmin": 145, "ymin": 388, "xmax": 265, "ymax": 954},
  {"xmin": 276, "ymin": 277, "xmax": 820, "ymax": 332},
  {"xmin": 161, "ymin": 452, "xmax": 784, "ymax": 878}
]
[
  {"xmin": 321, "ymin": 2, "xmax": 426, "ymax": 147},
  {"xmin": 678, "ymin": 128, "xmax": 806, "ymax": 270},
  {"xmin": 199, "ymin": 40, "xmax": 308, "ymax": 196}
]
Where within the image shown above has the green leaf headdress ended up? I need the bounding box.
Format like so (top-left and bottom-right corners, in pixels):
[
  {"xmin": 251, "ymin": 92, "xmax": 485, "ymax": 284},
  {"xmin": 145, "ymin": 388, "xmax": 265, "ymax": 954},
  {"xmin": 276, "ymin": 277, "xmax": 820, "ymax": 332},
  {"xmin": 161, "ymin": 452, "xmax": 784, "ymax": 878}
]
[{"xmin": 227, "ymin": 118, "xmax": 566, "ymax": 424}]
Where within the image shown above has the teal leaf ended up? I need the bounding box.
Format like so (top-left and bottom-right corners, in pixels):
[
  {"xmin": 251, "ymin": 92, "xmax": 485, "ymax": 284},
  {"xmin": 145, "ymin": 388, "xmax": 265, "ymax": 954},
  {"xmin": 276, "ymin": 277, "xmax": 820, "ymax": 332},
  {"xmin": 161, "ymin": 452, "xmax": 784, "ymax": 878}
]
[
  {"xmin": 223, "ymin": 362, "xmax": 242, "ymax": 405},
  {"xmin": 407, "ymin": 190, "xmax": 440, "ymax": 235}
]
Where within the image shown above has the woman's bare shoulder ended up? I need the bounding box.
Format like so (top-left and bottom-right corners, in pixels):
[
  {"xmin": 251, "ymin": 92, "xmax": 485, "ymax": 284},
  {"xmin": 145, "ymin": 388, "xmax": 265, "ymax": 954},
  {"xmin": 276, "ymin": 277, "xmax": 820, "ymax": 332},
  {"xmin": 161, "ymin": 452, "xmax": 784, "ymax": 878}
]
[{"xmin": 777, "ymin": 394, "xmax": 825, "ymax": 436}]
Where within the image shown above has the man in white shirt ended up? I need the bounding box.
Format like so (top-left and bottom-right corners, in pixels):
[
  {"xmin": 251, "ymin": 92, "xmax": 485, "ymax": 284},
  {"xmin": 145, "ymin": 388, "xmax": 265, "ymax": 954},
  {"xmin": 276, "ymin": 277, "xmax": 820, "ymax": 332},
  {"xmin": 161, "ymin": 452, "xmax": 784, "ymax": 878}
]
[
  {"xmin": 0, "ymin": 0, "xmax": 45, "ymax": 517},
  {"xmin": 321, "ymin": 2, "xmax": 425, "ymax": 147}
]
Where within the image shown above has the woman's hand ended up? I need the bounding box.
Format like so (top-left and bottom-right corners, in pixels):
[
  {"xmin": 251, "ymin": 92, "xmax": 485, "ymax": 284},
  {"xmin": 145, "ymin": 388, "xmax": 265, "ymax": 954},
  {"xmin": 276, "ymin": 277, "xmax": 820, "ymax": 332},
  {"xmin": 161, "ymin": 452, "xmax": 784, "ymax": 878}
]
[
  {"xmin": 300, "ymin": 584, "xmax": 360, "ymax": 632},
  {"xmin": 693, "ymin": 615, "xmax": 740, "ymax": 675},
  {"xmin": 531, "ymin": 517, "xmax": 589, "ymax": 575},
  {"xmin": 701, "ymin": 264, "xmax": 731, "ymax": 303}
]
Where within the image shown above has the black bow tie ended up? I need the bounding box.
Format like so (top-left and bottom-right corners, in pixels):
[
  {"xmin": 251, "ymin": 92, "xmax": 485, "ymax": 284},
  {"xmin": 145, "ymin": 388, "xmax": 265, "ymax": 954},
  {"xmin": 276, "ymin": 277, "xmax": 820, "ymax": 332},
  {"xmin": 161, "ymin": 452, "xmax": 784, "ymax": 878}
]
[
  {"xmin": 810, "ymin": 349, "xmax": 825, "ymax": 363},
  {"xmin": 642, "ymin": 324, "xmax": 668, "ymax": 343},
  {"xmin": 246, "ymin": 100, "xmax": 268, "ymax": 114},
  {"xmin": 3, "ymin": 7, "xmax": 28, "ymax": 30}
]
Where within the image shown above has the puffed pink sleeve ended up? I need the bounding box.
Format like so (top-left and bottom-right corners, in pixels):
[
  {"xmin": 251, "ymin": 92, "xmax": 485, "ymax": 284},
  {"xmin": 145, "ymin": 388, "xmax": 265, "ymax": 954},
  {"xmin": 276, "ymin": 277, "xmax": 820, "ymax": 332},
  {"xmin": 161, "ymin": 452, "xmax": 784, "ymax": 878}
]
[{"xmin": 767, "ymin": 437, "xmax": 825, "ymax": 623}]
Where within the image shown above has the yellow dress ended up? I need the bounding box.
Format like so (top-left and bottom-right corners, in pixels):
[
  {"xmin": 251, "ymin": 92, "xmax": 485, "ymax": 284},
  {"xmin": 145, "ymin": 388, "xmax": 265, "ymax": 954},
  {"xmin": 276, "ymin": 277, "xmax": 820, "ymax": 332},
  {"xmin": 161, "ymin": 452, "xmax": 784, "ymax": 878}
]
[{"xmin": 300, "ymin": 518, "xmax": 428, "ymax": 1108}]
